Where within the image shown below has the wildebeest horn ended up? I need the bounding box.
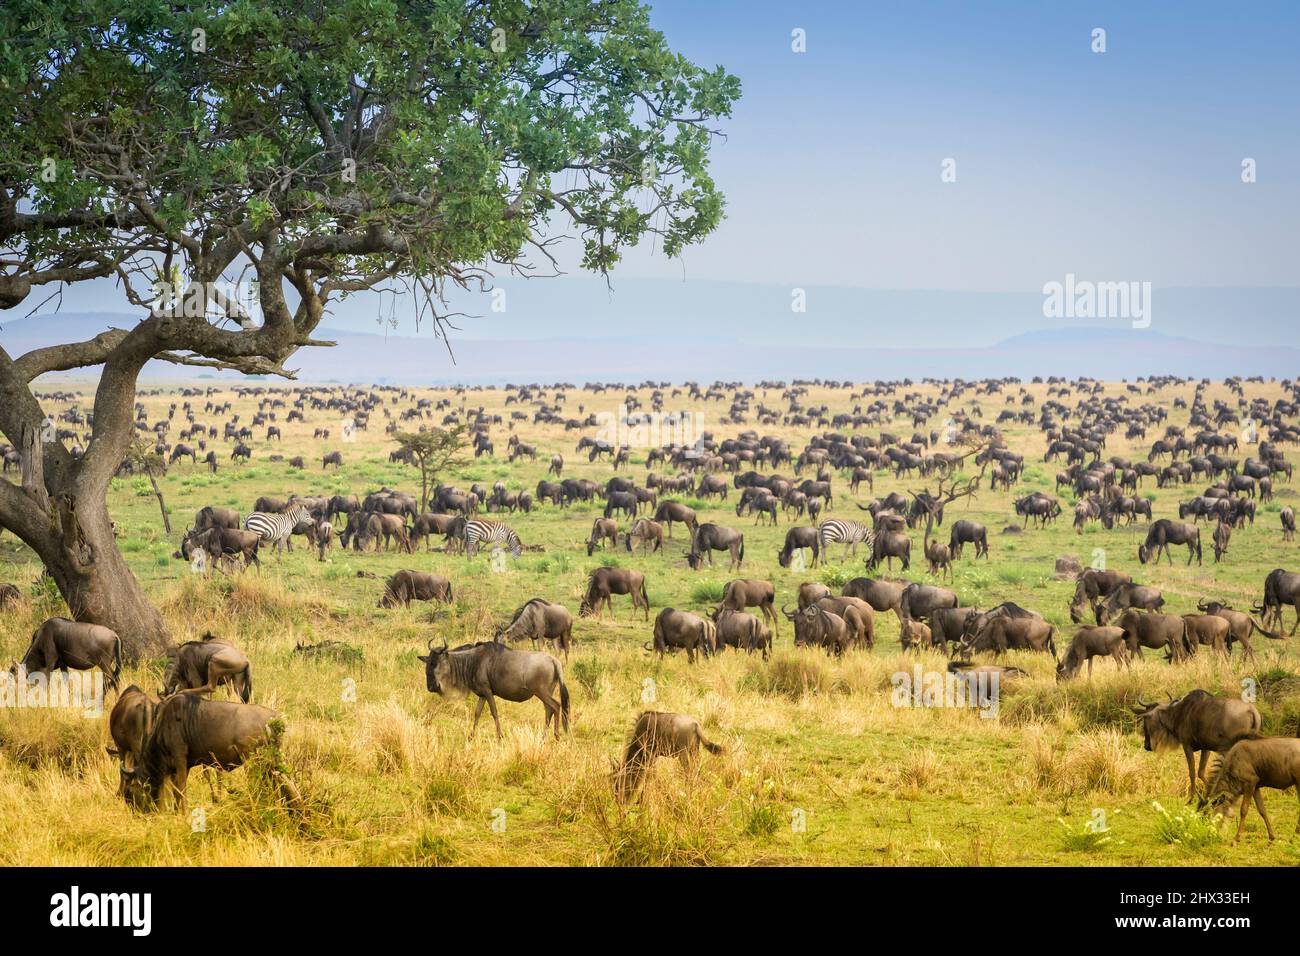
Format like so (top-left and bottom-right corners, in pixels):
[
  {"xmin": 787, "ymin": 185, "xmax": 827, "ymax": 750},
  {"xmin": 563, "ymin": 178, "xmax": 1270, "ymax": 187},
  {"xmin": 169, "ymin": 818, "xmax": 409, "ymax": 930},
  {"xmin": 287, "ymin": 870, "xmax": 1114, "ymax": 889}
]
[{"xmin": 781, "ymin": 603, "xmax": 796, "ymax": 620}]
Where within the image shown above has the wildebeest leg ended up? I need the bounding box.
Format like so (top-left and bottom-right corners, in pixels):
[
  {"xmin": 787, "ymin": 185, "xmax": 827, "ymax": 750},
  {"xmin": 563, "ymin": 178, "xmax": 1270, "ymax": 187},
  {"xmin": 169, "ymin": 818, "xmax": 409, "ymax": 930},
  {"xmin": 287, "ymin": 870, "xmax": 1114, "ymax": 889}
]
[
  {"xmin": 1183, "ymin": 746, "xmax": 1198, "ymax": 802},
  {"xmin": 1252, "ymin": 789, "xmax": 1276, "ymax": 841},
  {"xmin": 486, "ymin": 694, "xmax": 503, "ymax": 741},
  {"xmin": 536, "ymin": 690, "xmax": 560, "ymax": 739},
  {"xmin": 1196, "ymin": 750, "xmax": 1212, "ymax": 790},
  {"xmin": 469, "ymin": 696, "xmax": 486, "ymax": 738},
  {"xmin": 1086, "ymin": 657, "xmax": 1093, "ymax": 679}
]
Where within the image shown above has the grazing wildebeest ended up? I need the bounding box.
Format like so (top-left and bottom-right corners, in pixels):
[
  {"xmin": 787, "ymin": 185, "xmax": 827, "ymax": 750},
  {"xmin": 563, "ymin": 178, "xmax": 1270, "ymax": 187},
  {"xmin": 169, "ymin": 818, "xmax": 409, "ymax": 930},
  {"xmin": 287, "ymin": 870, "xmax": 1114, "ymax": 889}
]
[
  {"xmin": 798, "ymin": 582, "xmax": 832, "ymax": 610},
  {"xmin": 305, "ymin": 518, "xmax": 334, "ymax": 560},
  {"xmin": 709, "ymin": 607, "xmax": 772, "ymax": 659},
  {"xmin": 1056, "ymin": 626, "xmax": 1130, "ymax": 681},
  {"xmin": 1068, "ymin": 568, "xmax": 1133, "ymax": 624},
  {"xmin": 1138, "ymin": 519, "xmax": 1202, "ymax": 566},
  {"xmin": 231, "ymin": 442, "xmax": 252, "ymax": 463},
  {"xmin": 959, "ymin": 603, "xmax": 1054, "ymax": 657},
  {"xmin": 649, "ymin": 608, "xmax": 716, "ymax": 663},
  {"xmin": 180, "ymin": 525, "xmax": 262, "ymax": 571},
  {"xmin": 928, "ymin": 606, "xmax": 980, "ymax": 656},
  {"xmin": 948, "ymin": 520, "xmax": 988, "ymax": 559},
  {"xmin": 623, "ymin": 518, "xmax": 664, "ymax": 553},
  {"xmin": 1283, "ymin": 506, "xmax": 1296, "ymax": 542},
  {"xmin": 106, "ymin": 685, "xmax": 158, "ymax": 793},
  {"xmin": 922, "ymin": 533, "xmax": 951, "ymax": 579},
  {"xmin": 547, "ymin": 454, "xmax": 564, "ymax": 477},
  {"xmin": 1133, "ymin": 689, "xmax": 1261, "ymax": 801},
  {"xmin": 653, "ymin": 500, "xmax": 699, "ymax": 539},
  {"xmin": 813, "ymin": 595, "xmax": 875, "ymax": 649},
  {"xmin": 195, "ymin": 505, "xmax": 241, "ymax": 531},
  {"xmin": 1095, "ymin": 582, "xmax": 1164, "ymax": 626},
  {"xmin": 586, "ymin": 517, "xmax": 619, "ymax": 556},
  {"xmin": 1212, "ymin": 520, "xmax": 1232, "ymax": 563},
  {"xmin": 1253, "ymin": 568, "xmax": 1300, "ymax": 636},
  {"xmin": 579, "ymin": 567, "xmax": 650, "ymax": 621},
  {"xmin": 685, "ymin": 523, "xmax": 744, "ymax": 571},
  {"xmin": 123, "ymin": 694, "xmax": 283, "ymax": 810},
  {"xmin": 10, "ymin": 618, "xmax": 122, "ymax": 693},
  {"xmin": 1204, "ymin": 736, "xmax": 1300, "ymax": 842},
  {"xmin": 419, "ymin": 640, "xmax": 569, "ymax": 741},
  {"xmin": 867, "ymin": 529, "xmax": 911, "ymax": 571},
  {"xmin": 777, "ymin": 525, "xmax": 820, "ymax": 568},
  {"xmin": 1114, "ymin": 608, "xmax": 1189, "ymax": 661},
  {"xmin": 322, "ymin": 450, "xmax": 343, "ymax": 470},
  {"xmin": 1196, "ymin": 600, "xmax": 1280, "ymax": 662},
  {"xmin": 613, "ymin": 711, "xmax": 723, "ymax": 803},
  {"xmin": 378, "ymin": 570, "xmax": 453, "ymax": 608},
  {"xmin": 162, "ymin": 634, "xmax": 252, "ymax": 702},
  {"xmin": 499, "ymin": 598, "xmax": 574, "ymax": 660},
  {"xmin": 720, "ymin": 579, "xmax": 778, "ymax": 633}
]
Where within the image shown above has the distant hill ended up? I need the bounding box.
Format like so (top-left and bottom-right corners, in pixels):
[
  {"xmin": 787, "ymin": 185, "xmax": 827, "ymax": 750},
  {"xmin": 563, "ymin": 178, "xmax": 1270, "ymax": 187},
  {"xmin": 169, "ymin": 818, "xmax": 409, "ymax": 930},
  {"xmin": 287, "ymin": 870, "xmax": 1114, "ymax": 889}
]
[{"xmin": 3, "ymin": 307, "xmax": 1297, "ymax": 385}]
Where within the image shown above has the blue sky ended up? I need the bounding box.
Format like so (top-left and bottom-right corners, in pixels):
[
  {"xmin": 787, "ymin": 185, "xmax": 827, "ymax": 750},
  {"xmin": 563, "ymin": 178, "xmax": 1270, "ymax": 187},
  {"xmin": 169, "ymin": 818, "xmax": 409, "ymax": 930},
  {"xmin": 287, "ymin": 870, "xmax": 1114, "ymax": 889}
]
[
  {"xmin": 19, "ymin": 1, "xmax": 1299, "ymax": 349},
  {"xmin": 619, "ymin": 0, "xmax": 1299, "ymax": 291}
]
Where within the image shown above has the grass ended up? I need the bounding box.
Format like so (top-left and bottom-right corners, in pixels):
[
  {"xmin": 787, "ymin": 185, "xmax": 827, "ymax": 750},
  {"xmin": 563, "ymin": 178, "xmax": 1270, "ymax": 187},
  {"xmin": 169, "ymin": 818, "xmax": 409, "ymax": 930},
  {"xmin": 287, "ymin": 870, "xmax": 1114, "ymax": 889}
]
[{"xmin": 2, "ymin": 377, "xmax": 1300, "ymax": 865}]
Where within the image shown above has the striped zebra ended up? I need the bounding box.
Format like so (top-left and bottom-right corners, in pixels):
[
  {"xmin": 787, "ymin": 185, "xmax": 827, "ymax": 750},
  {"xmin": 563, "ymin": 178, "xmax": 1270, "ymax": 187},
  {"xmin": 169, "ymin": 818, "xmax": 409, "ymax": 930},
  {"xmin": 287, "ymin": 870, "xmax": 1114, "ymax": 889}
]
[
  {"xmin": 244, "ymin": 503, "xmax": 311, "ymax": 554},
  {"xmin": 817, "ymin": 519, "xmax": 874, "ymax": 560},
  {"xmin": 461, "ymin": 518, "xmax": 523, "ymax": 559}
]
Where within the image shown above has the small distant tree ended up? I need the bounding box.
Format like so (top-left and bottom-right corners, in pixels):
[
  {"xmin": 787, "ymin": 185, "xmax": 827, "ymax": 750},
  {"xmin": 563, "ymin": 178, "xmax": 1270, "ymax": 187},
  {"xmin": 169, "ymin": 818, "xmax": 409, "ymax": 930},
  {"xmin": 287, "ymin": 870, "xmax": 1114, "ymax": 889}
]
[{"xmin": 393, "ymin": 427, "xmax": 469, "ymax": 512}]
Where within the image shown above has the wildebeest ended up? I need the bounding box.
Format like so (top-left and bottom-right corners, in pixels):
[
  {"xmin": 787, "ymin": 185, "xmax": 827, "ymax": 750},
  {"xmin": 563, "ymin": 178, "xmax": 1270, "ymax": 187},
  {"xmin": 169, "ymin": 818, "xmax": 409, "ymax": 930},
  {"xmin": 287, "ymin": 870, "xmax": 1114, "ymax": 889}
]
[
  {"xmin": 10, "ymin": 618, "xmax": 122, "ymax": 693},
  {"xmin": 1133, "ymin": 689, "xmax": 1261, "ymax": 801},
  {"xmin": 649, "ymin": 608, "xmax": 716, "ymax": 663},
  {"xmin": 1204, "ymin": 735, "xmax": 1300, "ymax": 842},
  {"xmin": 959, "ymin": 603, "xmax": 1054, "ymax": 656},
  {"xmin": 418, "ymin": 640, "xmax": 569, "ymax": 741},
  {"xmin": 788, "ymin": 603, "xmax": 851, "ymax": 656},
  {"xmin": 1196, "ymin": 599, "xmax": 1280, "ymax": 662},
  {"xmin": 499, "ymin": 598, "xmax": 574, "ymax": 660},
  {"xmin": 709, "ymin": 607, "xmax": 772, "ymax": 659},
  {"xmin": 1138, "ymin": 519, "xmax": 1202, "ymax": 566},
  {"xmin": 180, "ymin": 525, "xmax": 263, "ymax": 571},
  {"xmin": 948, "ymin": 520, "xmax": 988, "ymax": 559},
  {"xmin": 195, "ymin": 505, "xmax": 240, "ymax": 531},
  {"xmin": 0, "ymin": 582, "xmax": 22, "ymax": 609},
  {"xmin": 1212, "ymin": 520, "xmax": 1231, "ymax": 563},
  {"xmin": 685, "ymin": 523, "xmax": 744, "ymax": 571},
  {"xmin": 1095, "ymin": 582, "xmax": 1164, "ymax": 626},
  {"xmin": 1114, "ymin": 608, "xmax": 1189, "ymax": 662},
  {"xmin": 1253, "ymin": 568, "xmax": 1300, "ymax": 636},
  {"xmin": 586, "ymin": 517, "xmax": 619, "ymax": 556},
  {"xmin": 613, "ymin": 711, "xmax": 723, "ymax": 803},
  {"xmin": 122, "ymin": 693, "xmax": 283, "ymax": 810},
  {"xmin": 379, "ymin": 570, "xmax": 453, "ymax": 608},
  {"xmin": 798, "ymin": 581, "xmax": 832, "ymax": 609},
  {"xmin": 322, "ymin": 450, "xmax": 344, "ymax": 469},
  {"xmin": 1056, "ymin": 626, "xmax": 1130, "ymax": 681},
  {"xmin": 653, "ymin": 500, "xmax": 699, "ymax": 538},
  {"xmin": 842, "ymin": 577, "xmax": 907, "ymax": 620},
  {"xmin": 162, "ymin": 634, "xmax": 252, "ymax": 702},
  {"xmin": 106, "ymin": 685, "xmax": 158, "ymax": 792},
  {"xmin": 867, "ymin": 529, "xmax": 911, "ymax": 571},
  {"xmin": 720, "ymin": 579, "xmax": 778, "ymax": 634},
  {"xmin": 579, "ymin": 567, "xmax": 650, "ymax": 620},
  {"xmin": 623, "ymin": 517, "xmax": 664, "ymax": 553},
  {"xmin": 1180, "ymin": 613, "xmax": 1231, "ymax": 658},
  {"xmin": 777, "ymin": 525, "xmax": 820, "ymax": 569},
  {"xmin": 1068, "ymin": 568, "xmax": 1133, "ymax": 624}
]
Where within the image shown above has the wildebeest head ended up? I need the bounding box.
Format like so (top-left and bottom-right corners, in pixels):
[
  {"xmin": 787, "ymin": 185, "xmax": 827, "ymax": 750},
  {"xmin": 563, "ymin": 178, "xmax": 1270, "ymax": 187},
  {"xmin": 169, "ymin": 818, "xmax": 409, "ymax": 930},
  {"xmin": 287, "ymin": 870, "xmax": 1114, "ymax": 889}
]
[
  {"xmin": 1137, "ymin": 543, "xmax": 1152, "ymax": 564},
  {"xmin": 416, "ymin": 641, "xmax": 450, "ymax": 694},
  {"xmin": 1131, "ymin": 697, "xmax": 1181, "ymax": 752}
]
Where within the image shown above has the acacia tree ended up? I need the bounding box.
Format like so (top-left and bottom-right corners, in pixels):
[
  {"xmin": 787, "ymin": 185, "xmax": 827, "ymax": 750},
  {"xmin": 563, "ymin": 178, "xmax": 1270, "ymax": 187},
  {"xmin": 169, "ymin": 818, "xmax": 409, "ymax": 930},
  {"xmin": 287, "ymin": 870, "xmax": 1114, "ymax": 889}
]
[
  {"xmin": 392, "ymin": 426, "xmax": 469, "ymax": 512},
  {"xmin": 0, "ymin": 0, "xmax": 739, "ymax": 658}
]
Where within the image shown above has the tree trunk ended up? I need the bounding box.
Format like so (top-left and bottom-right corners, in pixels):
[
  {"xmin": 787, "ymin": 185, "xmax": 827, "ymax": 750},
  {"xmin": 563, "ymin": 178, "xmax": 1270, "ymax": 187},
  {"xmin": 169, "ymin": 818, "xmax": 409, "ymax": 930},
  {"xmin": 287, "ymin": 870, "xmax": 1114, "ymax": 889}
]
[{"xmin": 30, "ymin": 490, "xmax": 171, "ymax": 661}]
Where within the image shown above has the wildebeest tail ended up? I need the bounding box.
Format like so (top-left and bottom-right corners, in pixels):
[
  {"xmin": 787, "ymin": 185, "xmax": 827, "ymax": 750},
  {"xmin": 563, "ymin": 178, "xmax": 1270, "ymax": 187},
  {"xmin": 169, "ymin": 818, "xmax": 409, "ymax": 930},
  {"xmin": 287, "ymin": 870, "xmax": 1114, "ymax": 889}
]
[
  {"xmin": 112, "ymin": 635, "xmax": 123, "ymax": 683},
  {"xmin": 558, "ymin": 672, "xmax": 570, "ymax": 732},
  {"xmin": 1047, "ymin": 626, "xmax": 1056, "ymax": 658},
  {"xmin": 739, "ymin": 537, "xmax": 745, "ymax": 563},
  {"xmin": 697, "ymin": 726, "xmax": 724, "ymax": 756},
  {"xmin": 240, "ymin": 664, "xmax": 252, "ymax": 704}
]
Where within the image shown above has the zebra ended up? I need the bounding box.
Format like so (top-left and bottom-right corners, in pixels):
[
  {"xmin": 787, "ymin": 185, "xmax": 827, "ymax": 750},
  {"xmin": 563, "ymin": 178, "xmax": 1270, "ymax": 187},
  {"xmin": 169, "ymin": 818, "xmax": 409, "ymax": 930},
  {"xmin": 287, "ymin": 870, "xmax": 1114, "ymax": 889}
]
[
  {"xmin": 461, "ymin": 518, "xmax": 523, "ymax": 559},
  {"xmin": 244, "ymin": 503, "xmax": 311, "ymax": 554},
  {"xmin": 817, "ymin": 519, "xmax": 874, "ymax": 560}
]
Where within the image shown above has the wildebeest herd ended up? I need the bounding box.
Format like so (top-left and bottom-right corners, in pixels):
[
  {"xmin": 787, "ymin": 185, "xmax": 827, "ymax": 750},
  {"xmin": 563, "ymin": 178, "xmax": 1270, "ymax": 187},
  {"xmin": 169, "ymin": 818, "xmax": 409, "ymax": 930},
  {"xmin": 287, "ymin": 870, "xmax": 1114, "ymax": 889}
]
[{"xmin": 5, "ymin": 373, "xmax": 1300, "ymax": 853}]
